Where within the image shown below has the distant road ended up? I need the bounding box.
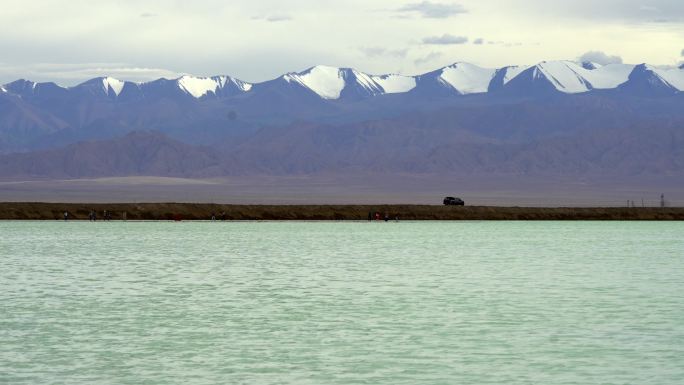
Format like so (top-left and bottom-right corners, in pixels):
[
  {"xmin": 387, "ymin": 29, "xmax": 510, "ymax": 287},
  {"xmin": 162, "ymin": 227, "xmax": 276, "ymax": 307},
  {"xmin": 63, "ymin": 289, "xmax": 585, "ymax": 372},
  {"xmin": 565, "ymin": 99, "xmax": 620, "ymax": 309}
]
[{"xmin": 1, "ymin": 203, "xmax": 683, "ymax": 221}]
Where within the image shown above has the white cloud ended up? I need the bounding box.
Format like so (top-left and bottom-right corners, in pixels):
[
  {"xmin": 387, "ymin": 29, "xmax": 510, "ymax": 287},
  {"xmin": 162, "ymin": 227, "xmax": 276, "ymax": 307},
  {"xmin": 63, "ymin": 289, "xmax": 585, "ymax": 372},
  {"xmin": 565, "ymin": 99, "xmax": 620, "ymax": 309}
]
[
  {"xmin": 578, "ymin": 51, "xmax": 623, "ymax": 65},
  {"xmin": 266, "ymin": 15, "xmax": 292, "ymax": 22},
  {"xmin": 397, "ymin": 2, "xmax": 467, "ymax": 18},
  {"xmin": 253, "ymin": 14, "xmax": 293, "ymax": 22},
  {"xmin": 359, "ymin": 47, "xmax": 409, "ymax": 58},
  {"xmin": 422, "ymin": 34, "xmax": 468, "ymax": 45},
  {"xmin": 415, "ymin": 52, "xmax": 443, "ymax": 65},
  {"xmin": 0, "ymin": 62, "xmax": 182, "ymax": 86}
]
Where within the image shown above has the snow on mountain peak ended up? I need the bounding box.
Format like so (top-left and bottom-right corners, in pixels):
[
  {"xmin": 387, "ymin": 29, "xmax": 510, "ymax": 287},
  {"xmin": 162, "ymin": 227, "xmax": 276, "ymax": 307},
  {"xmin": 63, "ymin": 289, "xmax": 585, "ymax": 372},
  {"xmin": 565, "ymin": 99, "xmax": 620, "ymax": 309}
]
[
  {"xmin": 231, "ymin": 78, "xmax": 253, "ymax": 92},
  {"xmin": 581, "ymin": 63, "xmax": 634, "ymax": 89},
  {"xmin": 654, "ymin": 66, "xmax": 684, "ymax": 91},
  {"xmin": 524, "ymin": 61, "xmax": 636, "ymax": 93},
  {"xmin": 102, "ymin": 77, "xmax": 125, "ymax": 96},
  {"xmin": 532, "ymin": 61, "xmax": 593, "ymax": 93},
  {"xmin": 284, "ymin": 66, "xmax": 346, "ymax": 99},
  {"xmin": 3, "ymin": 60, "xmax": 680, "ymax": 102},
  {"xmin": 177, "ymin": 75, "xmax": 222, "ymax": 98},
  {"xmin": 347, "ymin": 69, "xmax": 383, "ymax": 95},
  {"xmin": 438, "ymin": 63, "xmax": 497, "ymax": 94},
  {"xmin": 282, "ymin": 66, "xmax": 417, "ymax": 98},
  {"xmin": 500, "ymin": 65, "xmax": 530, "ymax": 85},
  {"xmin": 175, "ymin": 75, "xmax": 252, "ymax": 97},
  {"xmin": 371, "ymin": 74, "xmax": 416, "ymax": 94}
]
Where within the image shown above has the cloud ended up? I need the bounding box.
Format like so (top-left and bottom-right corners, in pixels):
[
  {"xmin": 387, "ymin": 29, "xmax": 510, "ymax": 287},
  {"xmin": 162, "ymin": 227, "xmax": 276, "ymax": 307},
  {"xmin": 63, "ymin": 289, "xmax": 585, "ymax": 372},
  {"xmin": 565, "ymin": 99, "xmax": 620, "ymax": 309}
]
[
  {"xmin": 473, "ymin": 38, "xmax": 484, "ymax": 45},
  {"xmin": 422, "ymin": 34, "xmax": 468, "ymax": 45},
  {"xmin": 0, "ymin": 0, "xmax": 680, "ymax": 84},
  {"xmin": 0, "ymin": 62, "xmax": 182, "ymax": 85},
  {"xmin": 510, "ymin": 0, "xmax": 684, "ymax": 24},
  {"xmin": 578, "ymin": 50, "xmax": 623, "ymax": 65},
  {"xmin": 415, "ymin": 52, "xmax": 443, "ymax": 65},
  {"xmin": 252, "ymin": 14, "xmax": 292, "ymax": 22},
  {"xmin": 397, "ymin": 1, "xmax": 467, "ymax": 18},
  {"xmin": 360, "ymin": 47, "xmax": 408, "ymax": 58},
  {"xmin": 266, "ymin": 15, "xmax": 292, "ymax": 22}
]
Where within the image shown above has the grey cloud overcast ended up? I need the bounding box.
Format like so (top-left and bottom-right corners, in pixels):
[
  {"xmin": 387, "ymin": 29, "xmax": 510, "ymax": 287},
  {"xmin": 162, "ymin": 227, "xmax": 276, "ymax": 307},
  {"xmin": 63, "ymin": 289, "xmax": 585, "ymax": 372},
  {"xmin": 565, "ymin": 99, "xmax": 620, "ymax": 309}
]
[
  {"xmin": 422, "ymin": 34, "xmax": 469, "ymax": 45},
  {"xmin": 396, "ymin": 1, "xmax": 468, "ymax": 18},
  {"xmin": 0, "ymin": 0, "xmax": 682, "ymax": 85},
  {"xmin": 511, "ymin": 0, "xmax": 684, "ymax": 22}
]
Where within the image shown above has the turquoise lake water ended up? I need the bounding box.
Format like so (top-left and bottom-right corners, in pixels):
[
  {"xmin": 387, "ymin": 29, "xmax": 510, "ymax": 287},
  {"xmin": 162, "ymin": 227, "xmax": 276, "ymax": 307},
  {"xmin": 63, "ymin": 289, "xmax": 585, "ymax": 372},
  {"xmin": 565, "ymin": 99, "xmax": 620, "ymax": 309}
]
[{"xmin": 1, "ymin": 221, "xmax": 683, "ymax": 384}]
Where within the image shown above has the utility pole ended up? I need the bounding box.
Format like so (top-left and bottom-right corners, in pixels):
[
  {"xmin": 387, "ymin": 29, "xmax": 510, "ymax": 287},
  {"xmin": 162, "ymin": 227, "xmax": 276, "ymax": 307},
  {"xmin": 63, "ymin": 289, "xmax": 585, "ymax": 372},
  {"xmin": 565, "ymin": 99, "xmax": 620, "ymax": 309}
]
[{"xmin": 661, "ymin": 194, "xmax": 666, "ymax": 208}]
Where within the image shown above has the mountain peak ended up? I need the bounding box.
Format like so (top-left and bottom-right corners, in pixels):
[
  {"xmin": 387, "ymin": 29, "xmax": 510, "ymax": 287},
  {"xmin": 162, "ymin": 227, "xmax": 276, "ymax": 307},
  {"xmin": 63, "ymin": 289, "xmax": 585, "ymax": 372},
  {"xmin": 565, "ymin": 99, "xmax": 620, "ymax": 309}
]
[
  {"xmin": 438, "ymin": 62, "xmax": 495, "ymax": 94},
  {"xmin": 618, "ymin": 63, "xmax": 680, "ymax": 96},
  {"xmin": 6, "ymin": 79, "xmax": 38, "ymax": 89},
  {"xmin": 102, "ymin": 76, "xmax": 125, "ymax": 96},
  {"xmin": 177, "ymin": 75, "xmax": 218, "ymax": 98},
  {"xmin": 370, "ymin": 73, "xmax": 416, "ymax": 94},
  {"xmin": 74, "ymin": 77, "xmax": 127, "ymax": 97},
  {"xmin": 283, "ymin": 65, "xmax": 346, "ymax": 99}
]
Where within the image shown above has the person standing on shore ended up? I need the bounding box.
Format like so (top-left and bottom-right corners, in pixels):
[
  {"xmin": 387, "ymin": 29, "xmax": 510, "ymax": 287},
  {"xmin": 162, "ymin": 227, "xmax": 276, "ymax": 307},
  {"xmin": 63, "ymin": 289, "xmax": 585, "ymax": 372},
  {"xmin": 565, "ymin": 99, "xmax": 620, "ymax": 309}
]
[{"xmin": 63, "ymin": 211, "xmax": 68, "ymax": 221}]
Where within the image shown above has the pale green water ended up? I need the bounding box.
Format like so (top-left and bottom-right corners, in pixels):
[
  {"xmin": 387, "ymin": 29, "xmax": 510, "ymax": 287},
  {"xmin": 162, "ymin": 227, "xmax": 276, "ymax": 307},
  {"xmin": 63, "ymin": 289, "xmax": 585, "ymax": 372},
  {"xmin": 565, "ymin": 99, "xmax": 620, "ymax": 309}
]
[{"xmin": 1, "ymin": 221, "xmax": 683, "ymax": 385}]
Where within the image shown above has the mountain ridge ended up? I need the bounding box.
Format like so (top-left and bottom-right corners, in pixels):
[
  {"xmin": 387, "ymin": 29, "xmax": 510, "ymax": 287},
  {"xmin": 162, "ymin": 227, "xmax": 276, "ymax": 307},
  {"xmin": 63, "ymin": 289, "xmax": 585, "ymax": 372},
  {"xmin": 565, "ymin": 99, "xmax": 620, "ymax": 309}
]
[
  {"xmin": 1, "ymin": 59, "xmax": 683, "ymax": 185},
  {"xmin": 3, "ymin": 60, "xmax": 683, "ymax": 102}
]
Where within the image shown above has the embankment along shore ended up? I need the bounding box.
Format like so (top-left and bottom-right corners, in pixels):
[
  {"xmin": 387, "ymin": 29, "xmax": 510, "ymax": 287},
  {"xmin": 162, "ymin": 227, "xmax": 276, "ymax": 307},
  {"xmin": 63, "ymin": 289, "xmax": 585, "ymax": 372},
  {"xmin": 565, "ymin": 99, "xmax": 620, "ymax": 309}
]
[{"xmin": 1, "ymin": 202, "xmax": 683, "ymax": 221}]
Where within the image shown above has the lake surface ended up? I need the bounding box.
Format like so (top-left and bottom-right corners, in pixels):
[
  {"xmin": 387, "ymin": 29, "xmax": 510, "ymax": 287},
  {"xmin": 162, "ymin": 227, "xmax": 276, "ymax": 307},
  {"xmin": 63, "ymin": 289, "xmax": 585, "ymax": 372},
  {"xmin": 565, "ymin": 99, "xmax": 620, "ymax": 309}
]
[{"xmin": 1, "ymin": 221, "xmax": 683, "ymax": 384}]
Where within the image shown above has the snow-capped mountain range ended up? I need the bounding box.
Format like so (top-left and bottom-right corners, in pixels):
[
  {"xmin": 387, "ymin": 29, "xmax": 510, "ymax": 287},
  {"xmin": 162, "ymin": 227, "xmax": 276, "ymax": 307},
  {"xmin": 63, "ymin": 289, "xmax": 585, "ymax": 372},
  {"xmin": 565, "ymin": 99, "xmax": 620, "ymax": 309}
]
[
  {"xmin": 2, "ymin": 58, "xmax": 684, "ymax": 170},
  {"xmin": 2, "ymin": 60, "xmax": 684, "ymax": 101}
]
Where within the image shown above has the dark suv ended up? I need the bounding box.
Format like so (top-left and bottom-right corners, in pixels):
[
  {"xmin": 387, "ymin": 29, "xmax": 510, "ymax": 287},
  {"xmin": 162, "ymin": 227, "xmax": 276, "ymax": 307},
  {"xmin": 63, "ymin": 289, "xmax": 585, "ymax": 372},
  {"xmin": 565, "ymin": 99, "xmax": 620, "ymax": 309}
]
[{"xmin": 443, "ymin": 197, "xmax": 465, "ymax": 206}]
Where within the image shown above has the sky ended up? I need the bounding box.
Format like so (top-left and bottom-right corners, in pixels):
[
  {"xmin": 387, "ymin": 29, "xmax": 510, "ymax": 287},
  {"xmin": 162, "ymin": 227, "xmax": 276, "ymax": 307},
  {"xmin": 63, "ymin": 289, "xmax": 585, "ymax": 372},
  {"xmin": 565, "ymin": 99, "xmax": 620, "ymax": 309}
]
[{"xmin": 1, "ymin": 0, "xmax": 683, "ymax": 85}]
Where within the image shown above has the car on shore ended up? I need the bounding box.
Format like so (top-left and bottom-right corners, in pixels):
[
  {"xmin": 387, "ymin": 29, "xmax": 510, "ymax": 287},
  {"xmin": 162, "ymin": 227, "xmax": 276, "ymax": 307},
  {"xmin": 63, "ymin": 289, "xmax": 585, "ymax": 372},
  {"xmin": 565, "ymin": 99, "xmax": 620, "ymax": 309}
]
[{"xmin": 443, "ymin": 197, "xmax": 465, "ymax": 206}]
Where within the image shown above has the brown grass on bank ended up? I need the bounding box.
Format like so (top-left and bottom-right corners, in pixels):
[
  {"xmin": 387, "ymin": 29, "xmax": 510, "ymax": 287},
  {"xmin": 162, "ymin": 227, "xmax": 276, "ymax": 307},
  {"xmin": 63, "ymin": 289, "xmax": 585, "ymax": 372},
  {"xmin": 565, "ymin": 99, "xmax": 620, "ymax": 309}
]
[{"xmin": 1, "ymin": 202, "xmax": 683, "ymax": 221}]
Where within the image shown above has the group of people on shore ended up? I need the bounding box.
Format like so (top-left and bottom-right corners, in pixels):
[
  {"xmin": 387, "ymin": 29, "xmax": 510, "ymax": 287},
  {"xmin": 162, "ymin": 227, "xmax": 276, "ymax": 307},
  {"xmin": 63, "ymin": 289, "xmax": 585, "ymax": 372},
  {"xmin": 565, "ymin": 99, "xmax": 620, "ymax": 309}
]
[
  {"xmin": 368, "ymin": 211, "xmax": 399, "ymax": 222},
  {"xmin": 62, "ymin": 210, "xmax": 126, "ymax": 221},
  {"xmin": 210, "ymin": 212, "xmax": 227, "ymax": 221},
  {"xmin": 88, "ymin": 210, "xmax": 115, "ymax": 221}
]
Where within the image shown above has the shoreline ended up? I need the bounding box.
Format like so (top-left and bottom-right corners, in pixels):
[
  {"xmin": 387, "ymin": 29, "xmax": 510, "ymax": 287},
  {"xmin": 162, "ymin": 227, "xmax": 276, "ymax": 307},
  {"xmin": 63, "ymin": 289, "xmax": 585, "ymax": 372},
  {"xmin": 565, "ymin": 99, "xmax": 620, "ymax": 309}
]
[{"xmin": 1, "ymin": 202, "xmax": 683, "ymax": 221}]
